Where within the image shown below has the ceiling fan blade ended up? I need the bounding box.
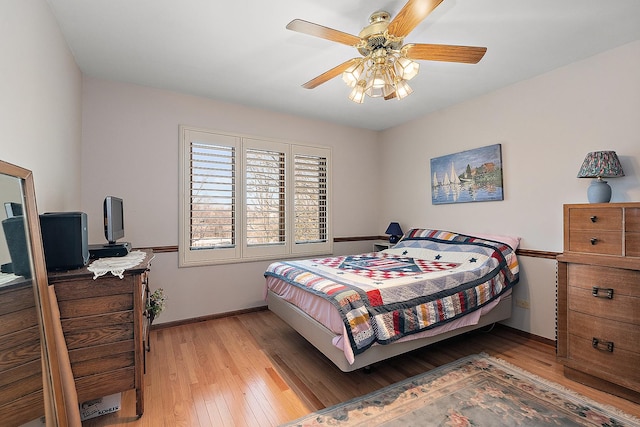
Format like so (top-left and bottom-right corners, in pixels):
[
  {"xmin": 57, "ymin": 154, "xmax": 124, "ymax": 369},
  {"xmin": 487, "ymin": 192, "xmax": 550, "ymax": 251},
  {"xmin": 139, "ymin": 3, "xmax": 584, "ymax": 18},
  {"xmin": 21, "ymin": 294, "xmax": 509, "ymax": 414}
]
[
  {"xmin": 404, "ymin": 43, "xmax": 487, "ymax": 64},
  {"xmin": 302, "ymin": 58, "xmax": 360, "ymax": 89},
  {"xmin": 286, "ymin": 19, "xmax": 361, "ymax": 47},
  {"xmin": 387, "ymin": 0, "xmax": 444, "ymax": 38}
]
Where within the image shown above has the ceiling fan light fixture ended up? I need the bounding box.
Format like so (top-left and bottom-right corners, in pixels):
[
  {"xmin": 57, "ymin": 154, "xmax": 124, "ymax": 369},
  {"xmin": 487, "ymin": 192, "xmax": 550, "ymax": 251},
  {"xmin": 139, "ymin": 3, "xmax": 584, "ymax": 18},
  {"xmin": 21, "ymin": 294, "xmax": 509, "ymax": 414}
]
[
  {"xmin": 348, "ymin": 81, "xmax": 367, "ymax": 104},
  {"xmin": 395, "ymin": 55, "xmax": 420, "ymax": 81},
  {"xmin": 342, "ymin": 49, "xmax": 419, "ymax": 102},
  {"xmin": 346, "ymin": 54, "xmax": 416, "ymax": 102},
  {"xmin": 394, "ymin": 79, "xmax": 413, "ymax": 99},
  {"xmin": 342, "ymin": 60, "xmax": 365, "ymax": 88},
  {"xmin": 365, "ymin": 66, "xmax": 394, "ymax": 98}
]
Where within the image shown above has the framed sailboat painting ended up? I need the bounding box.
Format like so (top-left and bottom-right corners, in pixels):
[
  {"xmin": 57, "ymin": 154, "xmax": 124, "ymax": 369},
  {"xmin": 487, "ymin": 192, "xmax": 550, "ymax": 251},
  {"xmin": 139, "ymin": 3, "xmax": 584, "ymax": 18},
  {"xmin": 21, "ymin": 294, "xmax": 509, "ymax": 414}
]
[{"xmin": 430, "ymin": 144, "xmax": 504, "ymax": 205}]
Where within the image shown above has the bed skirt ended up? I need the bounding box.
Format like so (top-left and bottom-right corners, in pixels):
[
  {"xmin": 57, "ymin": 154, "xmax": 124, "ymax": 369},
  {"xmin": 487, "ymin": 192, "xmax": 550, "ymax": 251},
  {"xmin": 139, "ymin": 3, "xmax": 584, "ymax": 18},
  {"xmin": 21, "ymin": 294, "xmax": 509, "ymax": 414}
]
[{"xmin": 267, "ymin": 289, "xmax": 513, "ymax": 372}]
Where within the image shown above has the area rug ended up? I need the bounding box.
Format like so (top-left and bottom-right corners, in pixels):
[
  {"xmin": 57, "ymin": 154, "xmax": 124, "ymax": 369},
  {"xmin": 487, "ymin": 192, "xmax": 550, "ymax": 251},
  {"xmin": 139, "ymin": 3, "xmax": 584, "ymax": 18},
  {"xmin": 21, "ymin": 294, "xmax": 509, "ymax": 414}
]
[{"xmin": 281, "ymin": 353, "xmax": 640, "ymax": 426}]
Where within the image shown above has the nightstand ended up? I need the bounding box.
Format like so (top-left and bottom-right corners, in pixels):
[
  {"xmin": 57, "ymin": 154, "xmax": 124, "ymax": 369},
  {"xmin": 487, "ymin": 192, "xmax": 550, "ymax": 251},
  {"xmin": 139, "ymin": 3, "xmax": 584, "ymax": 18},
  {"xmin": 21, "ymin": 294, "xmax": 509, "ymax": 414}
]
[{"xmin": 373, "ymin": 240, "xmax": 393, "ymax": 252}]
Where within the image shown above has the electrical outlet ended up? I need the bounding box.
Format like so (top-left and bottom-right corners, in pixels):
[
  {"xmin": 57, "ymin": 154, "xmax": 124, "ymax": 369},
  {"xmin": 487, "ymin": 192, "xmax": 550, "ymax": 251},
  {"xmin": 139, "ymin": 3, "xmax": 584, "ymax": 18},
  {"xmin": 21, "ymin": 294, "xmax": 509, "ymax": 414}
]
[{"xmin": 516, "ymin": 298, "xmax": 530, "ymax": 309}]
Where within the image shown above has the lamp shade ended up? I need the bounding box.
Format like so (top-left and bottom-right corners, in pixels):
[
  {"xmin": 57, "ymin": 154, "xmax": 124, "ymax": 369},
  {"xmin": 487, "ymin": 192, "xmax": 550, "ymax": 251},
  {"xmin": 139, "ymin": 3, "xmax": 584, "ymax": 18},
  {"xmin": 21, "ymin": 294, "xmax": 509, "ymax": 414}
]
[
  {"xmin": 577, "ymin": 151, "xmax": 625, "ymax": 178},
  {"xmin": 385, "ymin": 222, "xmax": 403, "ymax": 244},
  {"xmin": 577, "ymin": 151, "xmax": 624, "ymax": 203}
]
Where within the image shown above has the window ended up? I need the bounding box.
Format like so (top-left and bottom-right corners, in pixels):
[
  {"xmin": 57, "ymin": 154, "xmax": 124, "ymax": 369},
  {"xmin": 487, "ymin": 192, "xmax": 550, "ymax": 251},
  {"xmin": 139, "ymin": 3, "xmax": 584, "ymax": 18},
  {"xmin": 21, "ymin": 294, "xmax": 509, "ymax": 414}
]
[{"xmin": 179, "ymin": 126, "xmax": 332, "ymax": 266}]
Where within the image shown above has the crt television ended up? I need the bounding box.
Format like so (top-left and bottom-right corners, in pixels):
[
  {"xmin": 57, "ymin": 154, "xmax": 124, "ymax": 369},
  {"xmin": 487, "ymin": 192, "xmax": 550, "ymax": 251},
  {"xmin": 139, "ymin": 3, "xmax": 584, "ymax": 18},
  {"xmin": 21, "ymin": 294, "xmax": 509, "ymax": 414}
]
[{"xmin": 104, "ymin": 196, "xmax": 125, "ymax": 244}]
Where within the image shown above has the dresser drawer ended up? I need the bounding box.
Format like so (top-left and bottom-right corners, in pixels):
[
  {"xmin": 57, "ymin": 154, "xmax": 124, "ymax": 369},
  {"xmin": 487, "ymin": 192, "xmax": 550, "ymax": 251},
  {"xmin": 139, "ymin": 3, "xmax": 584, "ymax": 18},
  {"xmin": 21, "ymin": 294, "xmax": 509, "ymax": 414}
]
[
  {"xmin": 568, "ymin": 311, "xmax": 640, "ymax": 354},
  {"xmin": 568, "ymin": 264, "xmax": 640, "ymax": 298},
  {"xmin": 567, "ymin": 264, "xmax": 639, "ymax": 296},
  {"xmin": 567, "ymin": 265, "xmax": 640, "ymax": 325},
  {"xmin": 75, "ymin": 367, "xmax": 136, "ymax": 403},
  {"xmin": 62, "ymin": 324, "xmax": 134, "ymax": 350},
  {"xmin": 567, "ymin": 334, "xmax": 640, "ymax": 393},
  {"xmin": 71, "ymin": 350, "xmax": 135, "ymax": 378},
  {"xmin": 568, "ymin": 207, "xmax": 622, "ymax": 231},
  {"xmin": 568, "ymin": 286, "xmax": 639, "ymax": 325},
  {"xmin": 57, "ymin": 294, "xmax": 134, "ymax": 318},
  {"xmin": 567, "ymin": 230, "xmax": 622, "ymax": 255}
]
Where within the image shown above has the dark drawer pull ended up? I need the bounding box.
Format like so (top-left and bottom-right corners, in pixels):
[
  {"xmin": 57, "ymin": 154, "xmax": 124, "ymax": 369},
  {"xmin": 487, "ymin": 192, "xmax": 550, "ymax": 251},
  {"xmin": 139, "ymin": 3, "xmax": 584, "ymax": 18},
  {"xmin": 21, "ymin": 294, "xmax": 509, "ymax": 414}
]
[
  {"xmin": 590, "ymin": 216, "xmax": 597, "ymax": 223},
  {"xmin": 592, "ymin": 338, "xmax": 614, "ymax": 353},
  {"xmin": 592, "ymin": 287, "xmax": 614, "ymax": 299},
  {"xmin": 590, "ymin": 237, "xmax": 598, "ymax": 245}
]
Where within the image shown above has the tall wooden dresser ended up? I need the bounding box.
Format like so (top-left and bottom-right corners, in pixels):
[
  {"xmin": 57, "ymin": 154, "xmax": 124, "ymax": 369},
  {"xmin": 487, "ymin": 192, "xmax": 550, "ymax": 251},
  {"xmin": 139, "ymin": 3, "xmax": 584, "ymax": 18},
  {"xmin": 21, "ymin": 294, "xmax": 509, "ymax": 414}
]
[
  {"xmin": 48, "ymin": 249, "xmax": 153, "ymax": 417},
  {"xmin": 557, "ymin": 203, "xmax": 640, "ymax": 403}
]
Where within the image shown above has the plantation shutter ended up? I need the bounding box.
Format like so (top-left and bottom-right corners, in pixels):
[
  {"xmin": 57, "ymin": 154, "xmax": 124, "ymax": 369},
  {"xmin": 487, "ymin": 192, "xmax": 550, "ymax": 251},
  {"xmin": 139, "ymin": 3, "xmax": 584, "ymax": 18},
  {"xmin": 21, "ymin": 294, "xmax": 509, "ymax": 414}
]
[
  {"xmin": 294, "ymin": 153, "xmax": 327, "ymax": 244},
  {"xmin": 245, "ymin": 147, "xmax": 285, "ymax": 246},
  {"xmin": 241, "ymin": 139, "xmax": 289, "ymax": 259},
  {"xmin": 291, "ymin": 145, "xmax": 331, "ymax": 256},
  {"xmin": 189, "ymin": 142, "xmax": 235, "ymax": 249},
  {"xmin": 180, "ymin": 129, "xmax": 241, "ymax": 266}
]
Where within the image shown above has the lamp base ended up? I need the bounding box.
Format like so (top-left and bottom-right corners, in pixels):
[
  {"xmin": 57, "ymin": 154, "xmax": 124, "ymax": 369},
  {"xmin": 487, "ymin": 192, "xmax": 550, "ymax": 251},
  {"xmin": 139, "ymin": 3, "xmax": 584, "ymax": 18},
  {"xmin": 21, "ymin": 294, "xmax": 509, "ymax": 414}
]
[
  {"xmin": 587, "ymin": 178, "xmax": 612, "ymax": 203},
  {"xmin": 389, "ymin": 235, "xmax": 399, "ymax": 244}
]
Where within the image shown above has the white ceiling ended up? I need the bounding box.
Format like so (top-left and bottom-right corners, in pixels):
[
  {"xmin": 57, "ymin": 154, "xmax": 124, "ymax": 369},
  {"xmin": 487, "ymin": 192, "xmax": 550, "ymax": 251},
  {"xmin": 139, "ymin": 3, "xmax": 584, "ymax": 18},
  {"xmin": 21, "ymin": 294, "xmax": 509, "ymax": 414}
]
[{"xmin": 46, "ymin": 0, "xmax": 640, "ymax": 131}]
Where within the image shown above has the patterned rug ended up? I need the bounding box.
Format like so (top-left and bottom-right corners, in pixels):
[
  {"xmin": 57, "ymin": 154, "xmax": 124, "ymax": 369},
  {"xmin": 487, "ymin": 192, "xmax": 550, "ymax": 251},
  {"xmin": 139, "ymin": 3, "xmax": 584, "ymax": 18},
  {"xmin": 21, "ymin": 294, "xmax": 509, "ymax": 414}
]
[{"xmin": 281, "ymin": 354, "xmax": 640, "ymax": 426}]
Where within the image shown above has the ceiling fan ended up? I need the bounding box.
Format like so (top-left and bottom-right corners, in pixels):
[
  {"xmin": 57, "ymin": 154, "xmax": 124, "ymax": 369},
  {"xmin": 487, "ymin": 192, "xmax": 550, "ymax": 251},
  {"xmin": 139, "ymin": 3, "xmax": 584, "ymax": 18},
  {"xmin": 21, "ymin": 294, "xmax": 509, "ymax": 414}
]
[{"xmin": 286, "ymin": 0, "xmax": 487, "ymax": 103}]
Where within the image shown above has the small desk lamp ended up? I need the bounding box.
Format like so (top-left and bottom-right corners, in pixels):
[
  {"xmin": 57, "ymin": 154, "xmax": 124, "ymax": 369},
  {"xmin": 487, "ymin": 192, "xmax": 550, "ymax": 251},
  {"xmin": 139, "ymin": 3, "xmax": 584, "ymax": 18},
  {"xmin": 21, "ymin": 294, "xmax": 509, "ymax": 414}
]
[
  {"xmin": 385, "ymin": 222, "xmax": 403, "ymax": 244},
  {"xmin": 577, "ymin": 151, "xmax": 624, "ymax": 203}
]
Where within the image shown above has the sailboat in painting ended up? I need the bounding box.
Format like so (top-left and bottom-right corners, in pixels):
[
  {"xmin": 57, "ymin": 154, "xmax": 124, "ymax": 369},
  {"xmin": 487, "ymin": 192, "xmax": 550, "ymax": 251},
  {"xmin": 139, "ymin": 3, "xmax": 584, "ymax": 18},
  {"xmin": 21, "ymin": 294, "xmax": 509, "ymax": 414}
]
[{"xmin": 450, "ymin": 162, "xmax": 461, "ymax": 184}]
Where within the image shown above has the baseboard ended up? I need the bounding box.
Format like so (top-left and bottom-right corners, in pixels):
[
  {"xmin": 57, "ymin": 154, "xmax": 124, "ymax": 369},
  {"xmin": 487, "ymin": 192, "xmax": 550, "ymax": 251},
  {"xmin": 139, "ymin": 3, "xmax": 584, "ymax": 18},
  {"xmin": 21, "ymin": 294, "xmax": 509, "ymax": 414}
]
[
  {"xmin": 496, "ymin": 323, "xmax": 556, "ymax": 347},
  {"xmin": 150, "ymin": 305, "xmax": 268, "ymax": 330}
]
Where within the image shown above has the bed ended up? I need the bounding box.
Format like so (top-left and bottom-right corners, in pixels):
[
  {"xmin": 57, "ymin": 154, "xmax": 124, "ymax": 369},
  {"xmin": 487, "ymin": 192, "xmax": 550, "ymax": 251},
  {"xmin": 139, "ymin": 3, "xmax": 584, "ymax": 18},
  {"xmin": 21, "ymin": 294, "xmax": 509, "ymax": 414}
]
[{"xmin": 265, "ymin": 228, "xmax": 520, "ymax": 372}]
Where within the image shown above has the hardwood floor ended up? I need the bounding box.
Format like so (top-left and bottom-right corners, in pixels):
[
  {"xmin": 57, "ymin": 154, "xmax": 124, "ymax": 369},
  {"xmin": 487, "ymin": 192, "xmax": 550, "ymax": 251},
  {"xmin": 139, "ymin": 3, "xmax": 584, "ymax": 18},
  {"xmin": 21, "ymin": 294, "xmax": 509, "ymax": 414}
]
[{"xmin": 83, "ymin": 310, "xmax": 640, "ymax": 426}]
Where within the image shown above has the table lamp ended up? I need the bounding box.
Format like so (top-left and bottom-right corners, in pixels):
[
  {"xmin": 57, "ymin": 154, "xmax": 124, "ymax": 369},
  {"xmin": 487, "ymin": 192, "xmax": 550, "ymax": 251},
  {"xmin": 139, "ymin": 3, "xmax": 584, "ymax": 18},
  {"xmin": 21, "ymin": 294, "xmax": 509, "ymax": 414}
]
[
  {"xmin": 577, "ymin": 151, "xmax": 624, "ymax": 203},
  {"xmin": 385, "ymin": 222, "xmax": 403, "ymax": 244}
]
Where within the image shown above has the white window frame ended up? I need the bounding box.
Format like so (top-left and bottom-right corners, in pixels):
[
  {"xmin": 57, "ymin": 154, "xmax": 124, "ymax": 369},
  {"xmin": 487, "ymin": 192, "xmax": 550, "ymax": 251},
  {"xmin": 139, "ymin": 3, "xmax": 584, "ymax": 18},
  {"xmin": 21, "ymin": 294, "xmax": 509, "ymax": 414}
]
[{"xmin": 179, "ymin": 126, "xmax": 332, "ymax": 266}]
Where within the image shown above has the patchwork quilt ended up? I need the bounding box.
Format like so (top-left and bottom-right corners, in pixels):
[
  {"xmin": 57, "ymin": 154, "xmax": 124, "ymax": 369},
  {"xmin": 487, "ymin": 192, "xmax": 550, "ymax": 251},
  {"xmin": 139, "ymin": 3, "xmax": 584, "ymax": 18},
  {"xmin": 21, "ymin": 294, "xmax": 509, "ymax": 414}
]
[{"xmin": 265, "ymin": 229, "xmax": 519, "ymax": 355}]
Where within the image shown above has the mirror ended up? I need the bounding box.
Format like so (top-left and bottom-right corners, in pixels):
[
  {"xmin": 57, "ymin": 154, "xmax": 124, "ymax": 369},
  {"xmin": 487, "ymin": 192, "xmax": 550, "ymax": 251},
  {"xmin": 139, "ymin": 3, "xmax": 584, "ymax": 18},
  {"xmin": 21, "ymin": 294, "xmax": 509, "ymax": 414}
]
[{"xmin": 0, "ymin": 160, "xmax": 80, "ymax": 426}]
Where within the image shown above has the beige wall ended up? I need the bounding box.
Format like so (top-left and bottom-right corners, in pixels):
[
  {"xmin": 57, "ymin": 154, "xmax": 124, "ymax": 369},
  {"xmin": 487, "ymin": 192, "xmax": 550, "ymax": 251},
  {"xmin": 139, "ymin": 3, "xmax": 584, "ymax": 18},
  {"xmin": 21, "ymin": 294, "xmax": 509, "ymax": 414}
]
[
  {"xmin": 379, "ymin": 40, "xmax": 640, "ymax": 339},
  {"xmin": 80, "ymin": 77, "xmax": 381, "ymax": 322},
  {"xmin": 0, "ymin": 0, "xmax": 82, "ymax": 211}
]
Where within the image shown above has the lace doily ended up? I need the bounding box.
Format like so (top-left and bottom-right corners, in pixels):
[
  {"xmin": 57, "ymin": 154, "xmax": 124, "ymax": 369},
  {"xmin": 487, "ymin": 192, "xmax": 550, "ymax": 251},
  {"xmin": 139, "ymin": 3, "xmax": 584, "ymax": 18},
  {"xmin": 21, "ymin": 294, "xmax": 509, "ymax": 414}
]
[
  {"xmin": 0, "ymin": 272, "xmax": 21, "ymax": 286},
  {"xmin": 87, "ymin": 250, "xmax": 146, "ymax": 279}
]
